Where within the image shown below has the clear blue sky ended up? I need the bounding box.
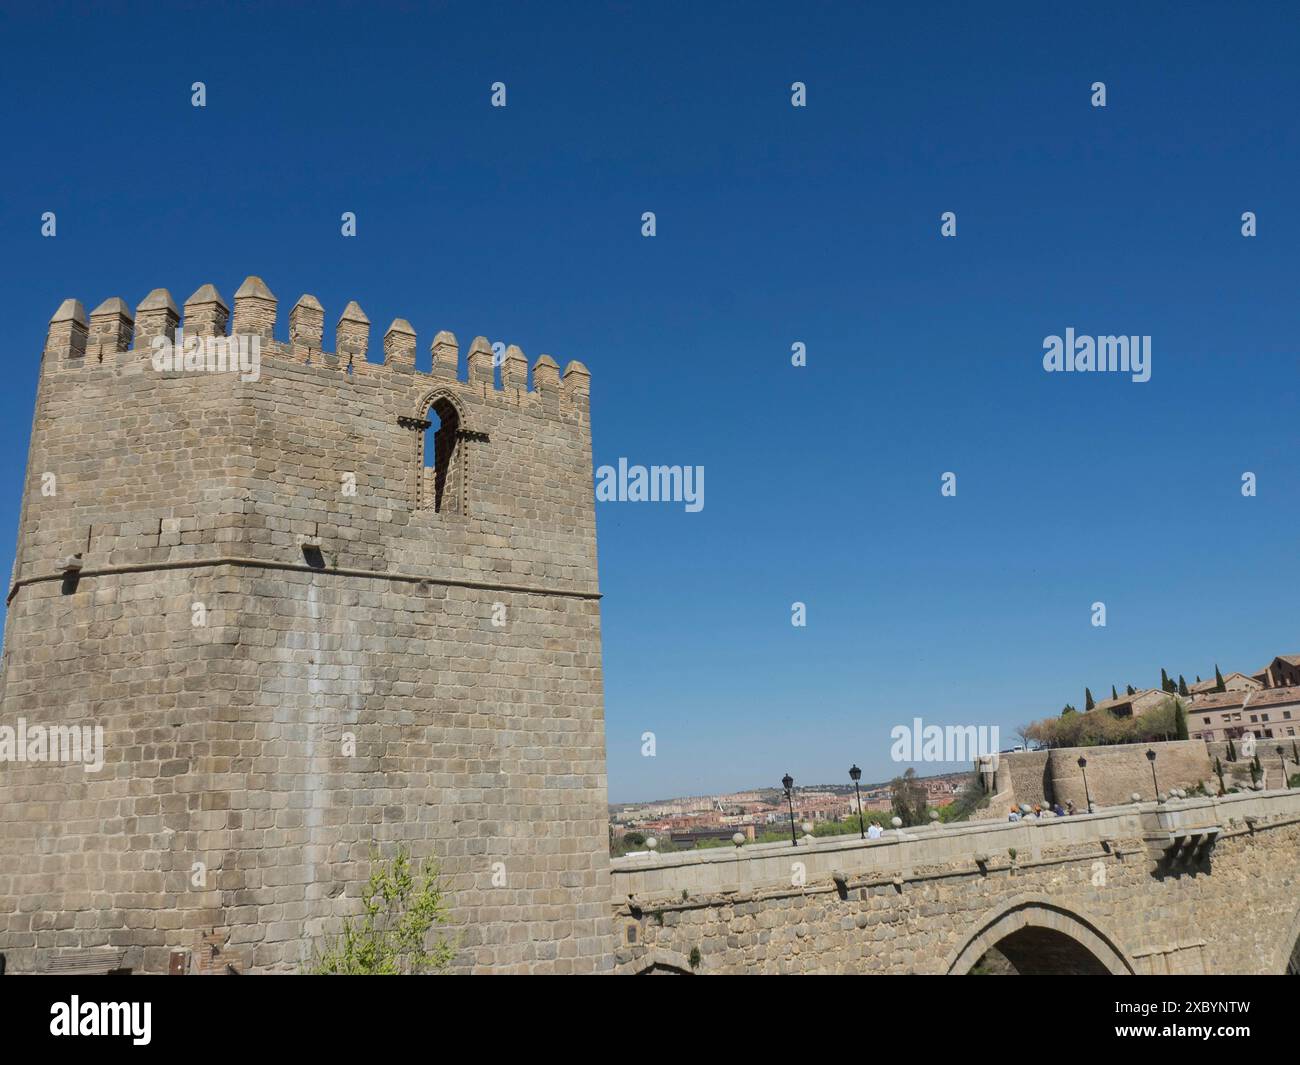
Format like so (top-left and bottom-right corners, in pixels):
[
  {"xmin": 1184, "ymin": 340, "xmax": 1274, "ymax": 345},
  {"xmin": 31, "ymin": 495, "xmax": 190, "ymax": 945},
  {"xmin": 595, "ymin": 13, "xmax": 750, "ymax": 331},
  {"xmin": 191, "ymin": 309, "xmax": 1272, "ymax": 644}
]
[{"xmin": 1, "ymin": 3, "xmax": 1296, "ymax": 803}]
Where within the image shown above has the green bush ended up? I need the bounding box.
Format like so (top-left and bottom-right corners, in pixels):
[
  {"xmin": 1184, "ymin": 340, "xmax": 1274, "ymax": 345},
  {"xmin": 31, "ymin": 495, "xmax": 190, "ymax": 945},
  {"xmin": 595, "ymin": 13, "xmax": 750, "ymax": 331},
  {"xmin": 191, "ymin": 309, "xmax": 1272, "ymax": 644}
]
[
  {"xmin": 1023, "ymin": 696, "xmax": 1189, "ymax": 749},
  {"xmin": 308, "ymin": 846, "xmax": 455, "ymax": 974}
]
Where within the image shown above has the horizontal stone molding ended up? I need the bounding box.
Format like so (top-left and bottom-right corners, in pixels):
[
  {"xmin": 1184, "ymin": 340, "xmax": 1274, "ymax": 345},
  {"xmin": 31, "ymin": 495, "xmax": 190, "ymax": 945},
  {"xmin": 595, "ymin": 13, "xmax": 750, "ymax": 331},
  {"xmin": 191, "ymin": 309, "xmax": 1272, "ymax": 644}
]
[{"xmin": 7, "ymin": 553, "xmax": 602, "ymax": 605}]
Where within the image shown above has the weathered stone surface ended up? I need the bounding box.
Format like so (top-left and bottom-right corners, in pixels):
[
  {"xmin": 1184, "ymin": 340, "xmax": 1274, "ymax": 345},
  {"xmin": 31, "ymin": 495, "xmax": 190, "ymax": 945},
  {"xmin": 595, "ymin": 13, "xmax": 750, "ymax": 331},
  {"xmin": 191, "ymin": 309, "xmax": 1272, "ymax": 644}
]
[{"xmin": 990, "ymin": 741, "xmax": 1214, "ymax": 810}]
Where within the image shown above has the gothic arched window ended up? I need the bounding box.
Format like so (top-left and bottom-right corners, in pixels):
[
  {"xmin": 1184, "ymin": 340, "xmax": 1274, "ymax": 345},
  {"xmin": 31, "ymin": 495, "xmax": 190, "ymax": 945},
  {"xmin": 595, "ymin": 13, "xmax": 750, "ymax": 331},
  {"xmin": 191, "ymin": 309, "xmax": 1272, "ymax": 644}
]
[{"xmin": 416, "ymin": 394, "xmax": 464, "ymax": 514}]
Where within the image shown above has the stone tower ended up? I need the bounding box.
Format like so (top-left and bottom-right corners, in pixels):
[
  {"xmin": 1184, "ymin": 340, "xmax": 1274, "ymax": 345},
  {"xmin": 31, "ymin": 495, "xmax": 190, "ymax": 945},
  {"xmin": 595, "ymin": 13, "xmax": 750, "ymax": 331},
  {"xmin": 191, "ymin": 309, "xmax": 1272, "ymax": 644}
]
[{"xmin": 0, "ymin": 277, "xmax": 613, "ymax": 973}]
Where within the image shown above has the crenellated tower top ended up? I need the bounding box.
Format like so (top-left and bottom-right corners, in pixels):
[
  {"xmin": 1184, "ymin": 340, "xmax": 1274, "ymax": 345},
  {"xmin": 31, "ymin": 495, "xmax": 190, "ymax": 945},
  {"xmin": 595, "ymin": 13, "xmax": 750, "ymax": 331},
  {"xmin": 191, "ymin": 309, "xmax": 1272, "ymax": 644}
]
[{"xmin": 42, "ymin": 274, "xmax": 592, "ymax": 418}]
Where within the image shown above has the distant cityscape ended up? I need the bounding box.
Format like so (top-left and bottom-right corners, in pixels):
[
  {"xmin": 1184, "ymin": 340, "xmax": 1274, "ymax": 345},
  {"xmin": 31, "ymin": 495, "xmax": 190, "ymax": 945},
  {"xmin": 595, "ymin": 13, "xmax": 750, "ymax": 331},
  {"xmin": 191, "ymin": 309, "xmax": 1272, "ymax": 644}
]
[
  {"xmin": 611, "ymin": 655, "xmax": 1300, "ymax": 853},
  {"xmin": 609, "ymin": 771, "xmax": 969, "ymax": 850}
]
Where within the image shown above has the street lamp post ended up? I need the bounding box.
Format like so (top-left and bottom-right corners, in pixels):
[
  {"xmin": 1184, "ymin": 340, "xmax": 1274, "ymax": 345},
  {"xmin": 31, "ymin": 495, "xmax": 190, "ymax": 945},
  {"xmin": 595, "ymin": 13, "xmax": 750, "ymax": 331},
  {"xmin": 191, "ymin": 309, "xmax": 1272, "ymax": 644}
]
[
  {"xmin": 849, "ymin": 764, "xmax": 865, "ymax": 839},
  {"xmin": 1146, "ymin": 748, "xmax": 1159, "ymax": 800},
  {"xmin": 1077, "ymin": 755, "xmax": 1091, "ymax": 811},
  {"xmin": 782, "ymin": 773, "xmax": 798, "ymax": 846}
]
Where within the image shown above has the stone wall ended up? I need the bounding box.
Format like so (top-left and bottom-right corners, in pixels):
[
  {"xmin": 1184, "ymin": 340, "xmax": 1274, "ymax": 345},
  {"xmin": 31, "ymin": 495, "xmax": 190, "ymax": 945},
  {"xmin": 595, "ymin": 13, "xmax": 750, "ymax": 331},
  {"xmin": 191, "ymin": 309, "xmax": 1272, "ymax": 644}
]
[
  {"xmin": 1205, "ymin": 739, "xmax": 1299, "ymax": 792},
  {"xmin": 1047, "ymin": 741, "xmax": 1212, "ymax": 807},
  {"xmin": 998, "ymin": 749, "xmax": 1049, "ymax": 809},
  {"xmin": 0, "ymin": 280, "xmax": 614, "ymax": 974},
  {"xmin": 610, "ymin": 790, "xmax": 1300, "ymax": 974},
  {"xmin": 991, "ymin": 741, "xmax": 1212, "ymax": 809}
]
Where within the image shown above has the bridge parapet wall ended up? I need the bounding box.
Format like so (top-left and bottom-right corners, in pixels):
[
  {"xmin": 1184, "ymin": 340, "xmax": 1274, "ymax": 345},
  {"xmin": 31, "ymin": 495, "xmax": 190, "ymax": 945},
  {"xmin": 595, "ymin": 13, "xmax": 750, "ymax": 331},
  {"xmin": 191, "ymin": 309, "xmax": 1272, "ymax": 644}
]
[{"xmin": 610, "ymin": 790, "xmax": 1300, "ymax": 974}]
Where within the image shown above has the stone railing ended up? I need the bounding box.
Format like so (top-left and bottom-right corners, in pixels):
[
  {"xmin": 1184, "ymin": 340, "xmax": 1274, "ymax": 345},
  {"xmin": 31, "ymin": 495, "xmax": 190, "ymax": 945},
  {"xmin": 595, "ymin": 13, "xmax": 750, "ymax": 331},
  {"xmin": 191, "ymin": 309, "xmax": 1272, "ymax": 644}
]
[{"xmin": 610, "ymin": 788, "xmax": 1300, "ymax": 906}]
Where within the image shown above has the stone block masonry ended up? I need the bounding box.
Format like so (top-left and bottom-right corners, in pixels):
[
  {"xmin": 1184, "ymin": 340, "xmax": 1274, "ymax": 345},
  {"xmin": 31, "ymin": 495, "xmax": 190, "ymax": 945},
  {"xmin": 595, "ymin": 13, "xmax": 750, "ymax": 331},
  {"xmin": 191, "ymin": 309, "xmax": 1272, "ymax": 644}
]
[
  {"xmin": 987, "ymin": 740, "xmax": 1213, "ymax": 811},
  {"xmin": 0, "ymin": 277, "xmax": 613, "ymax": 974}
]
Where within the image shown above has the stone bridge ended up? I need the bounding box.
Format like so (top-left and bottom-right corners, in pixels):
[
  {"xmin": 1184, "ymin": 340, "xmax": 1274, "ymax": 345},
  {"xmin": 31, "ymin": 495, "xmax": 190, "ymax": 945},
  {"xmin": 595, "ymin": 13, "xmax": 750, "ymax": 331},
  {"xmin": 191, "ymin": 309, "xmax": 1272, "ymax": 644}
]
[{"xmin": 608, "ymin": 789, "xmax": 1300, "ymax": 974}]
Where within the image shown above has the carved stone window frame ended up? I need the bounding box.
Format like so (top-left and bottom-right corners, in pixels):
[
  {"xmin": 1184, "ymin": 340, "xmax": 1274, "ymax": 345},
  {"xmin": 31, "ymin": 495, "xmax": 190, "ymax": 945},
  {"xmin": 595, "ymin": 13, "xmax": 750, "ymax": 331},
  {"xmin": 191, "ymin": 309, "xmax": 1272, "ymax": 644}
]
[{"xmin": 403, "ymin": 389, "xmax": 478, "ymax": 516}]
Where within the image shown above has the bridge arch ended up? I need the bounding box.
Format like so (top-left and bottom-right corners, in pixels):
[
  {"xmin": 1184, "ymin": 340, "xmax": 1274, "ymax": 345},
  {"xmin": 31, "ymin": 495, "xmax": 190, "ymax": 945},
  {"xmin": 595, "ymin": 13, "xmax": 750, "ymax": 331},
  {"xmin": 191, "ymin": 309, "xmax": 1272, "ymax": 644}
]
[{"xmin": 944, "ymin": 894, "xmax": 1136, "ymax": 975}]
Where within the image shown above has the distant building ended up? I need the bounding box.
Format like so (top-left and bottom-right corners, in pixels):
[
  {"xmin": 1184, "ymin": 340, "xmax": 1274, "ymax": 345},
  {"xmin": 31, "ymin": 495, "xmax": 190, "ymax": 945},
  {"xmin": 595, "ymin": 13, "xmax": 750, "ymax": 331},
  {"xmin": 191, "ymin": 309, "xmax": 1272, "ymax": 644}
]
[
  {"xmin": 1187, "ymin": 685, "xmax": 1300, "ymax": 741},
  {"xmin": 1254, "ymin": 655, "xmax": 1300, "ymax": 690},
  {"xmin": 1089, "ymin": 688, "xmax": 1169, "ymax": 719},
  {"xmin": 1076, "ymin": 655, "xmax": 1300, "ymax": 727},
  {"xmin": 1188, "ymin": 672, "xmax": 1262, "ymax": 695},
  {"xmin": 669, "ymin": 828, "xmax": 747, "ymax": 848}
]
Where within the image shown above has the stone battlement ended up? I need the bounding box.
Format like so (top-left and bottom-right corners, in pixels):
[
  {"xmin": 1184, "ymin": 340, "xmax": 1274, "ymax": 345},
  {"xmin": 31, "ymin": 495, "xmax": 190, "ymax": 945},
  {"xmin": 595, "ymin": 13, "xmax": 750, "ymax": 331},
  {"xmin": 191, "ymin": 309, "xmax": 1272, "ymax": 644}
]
[{"xmin": 43, "ymin": 276, "xmax": 591, "ymax": 420}]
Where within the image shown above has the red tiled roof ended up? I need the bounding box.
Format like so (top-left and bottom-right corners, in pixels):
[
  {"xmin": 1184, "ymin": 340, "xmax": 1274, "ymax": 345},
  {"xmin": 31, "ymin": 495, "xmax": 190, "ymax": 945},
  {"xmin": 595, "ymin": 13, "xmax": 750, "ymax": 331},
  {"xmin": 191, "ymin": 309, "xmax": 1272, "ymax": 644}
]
[
  {"xmin": 1188, "ymin": 685, "xmax": 1300, "ymax": 710},
  {"xmin": 1188, "ymin": 672, "xmax": 1258, "ymax": 694}
]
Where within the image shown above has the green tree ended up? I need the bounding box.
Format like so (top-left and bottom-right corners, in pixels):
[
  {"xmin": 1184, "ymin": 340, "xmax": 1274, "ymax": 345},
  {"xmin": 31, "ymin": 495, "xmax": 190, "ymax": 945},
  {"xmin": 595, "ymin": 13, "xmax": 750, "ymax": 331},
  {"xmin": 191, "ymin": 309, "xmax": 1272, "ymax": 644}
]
[
  {"xmin": 1085, "ymin": 688, "xmax": 1095, "ymax": 711},
  {"xmin": 1177, "ymin": 675, "xmax": 1189, "ymax": 696},
  {"xmin": 309, "ymin": 846, "xmax": 455, "ymax": 975},
  {"xmin": 1111, "ymin": 685, "xmax": 1118, "ymax": 700},
  {"xmin": 1173, "ymin": 697, "xmax": 1189, "ymax": 740},
  {"xmin": 1214, "ymin": 665, "xmax": 1226, "ymax": 693},
  {"xmin": 890, "ymin": 768, "xmax": 929, "ymax": 827},
  {"xmin": 1126, "ymin": 684, "xmax": 1135, "ymax": 696},
  {"xmin": 1160, "ymin": 668, "xmax": 1170, "ymax": 692},
  {"xmin": 937, "ymin": 771, "xmax": 989, "ymax": 822},
  {"xmin": 1214, "ymin": 757, "xmax": 1225, "ymax": 796},
  {"xmin": 1021, "ymin": 695, "xmax": 1195, "ymax": 751},
  {"xmin": 1227, "ymin": 736, "xmax": 1237, "ymax": 762},
  {"xmin": 1061, "ymin": 704, "xmax": 1076, "ymax": 716},
  {"xmin": 622, "ymin": 831, "xmax": 646, "ymax": 847}
]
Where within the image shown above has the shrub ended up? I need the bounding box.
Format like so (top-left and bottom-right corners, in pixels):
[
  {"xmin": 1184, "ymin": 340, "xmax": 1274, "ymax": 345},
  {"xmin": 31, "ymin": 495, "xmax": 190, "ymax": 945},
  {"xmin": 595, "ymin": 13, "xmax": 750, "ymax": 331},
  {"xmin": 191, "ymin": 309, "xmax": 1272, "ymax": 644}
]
[{"xmin": 308, "ymin": 846, "xmax": 455, "ymax": 975}]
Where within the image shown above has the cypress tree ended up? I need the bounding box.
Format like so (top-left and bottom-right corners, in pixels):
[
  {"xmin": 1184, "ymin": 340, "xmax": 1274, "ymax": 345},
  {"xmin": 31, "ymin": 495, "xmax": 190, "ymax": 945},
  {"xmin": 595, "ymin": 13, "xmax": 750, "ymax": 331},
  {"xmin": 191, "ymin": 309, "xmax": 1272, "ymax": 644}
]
[
  {"xmin": 1177, "ymin": 675, "xmax": 1189, "ymax": 696},
  {"xmin": 1126, "ymin": 684, "xmax": 1135, "ymax": 696},
  {"xmin": 1085, "ymin": 688, "xmax": 1095, "ymax": 711},
  {"xmin": 1160, "ymin": 668, "xmax": 1169, "ymax": 691},
  {"xmin": 1214, "ymin": 664, "xmax": 1226, "ymax": 693},
  {"xmin": 1111, "ymin": 685, "xmax": 1118, "ymax": 700},
  {"xmin": 1174, "ymin": 699, "xmax": 1188, "ymax": 740}
]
